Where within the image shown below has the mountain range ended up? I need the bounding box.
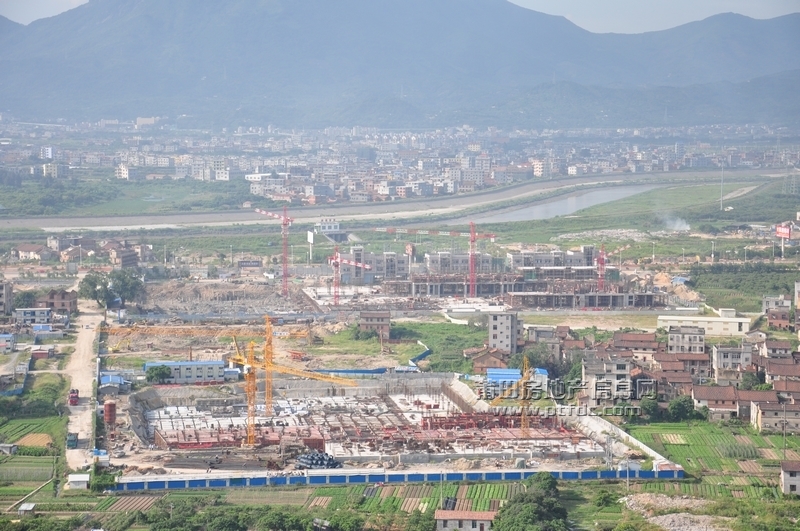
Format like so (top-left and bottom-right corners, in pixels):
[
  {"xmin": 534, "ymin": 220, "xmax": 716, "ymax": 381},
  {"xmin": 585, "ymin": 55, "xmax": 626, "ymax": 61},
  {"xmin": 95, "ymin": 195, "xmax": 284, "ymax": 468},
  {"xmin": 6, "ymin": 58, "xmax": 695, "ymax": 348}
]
[{"xmin": 0, "ymin": 0, "xmax": 798, "ymax": 127}]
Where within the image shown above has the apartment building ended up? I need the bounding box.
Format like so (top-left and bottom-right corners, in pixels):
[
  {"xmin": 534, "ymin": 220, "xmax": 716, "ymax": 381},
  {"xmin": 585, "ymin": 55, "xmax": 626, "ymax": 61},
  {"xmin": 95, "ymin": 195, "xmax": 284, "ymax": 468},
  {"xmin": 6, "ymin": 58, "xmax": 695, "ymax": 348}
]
[
  {"xmin": 0, "ymin": 282, "xmax": 12, "ymax": 316},
  {"xmin": 488, "ymin": 312, "xmax": 524, "ymax": 355},
  {"xmin": 667, "ymin": 326, "xmax": 705, "ymax": 353},
  {"xmin": 711, "ymin": 345, "xmax": 752, "ymax": 373}
]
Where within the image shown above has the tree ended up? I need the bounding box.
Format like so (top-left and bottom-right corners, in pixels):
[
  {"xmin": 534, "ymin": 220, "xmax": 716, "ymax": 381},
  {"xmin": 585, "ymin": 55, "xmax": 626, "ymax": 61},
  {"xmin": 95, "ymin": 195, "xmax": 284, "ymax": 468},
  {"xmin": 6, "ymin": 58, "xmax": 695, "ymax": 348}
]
[
  {"xmin": 78, "ymin": 270, "xmax": 114, "ymax": 307},
  {"xmin": 525, "ymin": 471, "xmax": 559, "ymax": 497},
  {"xmin": 593, "ymin": 489, "xmax": 616, "ymax": 507},
  {"xmin": 109, "ymin": 269, "xmax": 144, "ymax": 307},
  {"xmin": 667, "ymin": 395, "xmax": 695, "ymax": 422},
  {"xmin": 12, "ymin": 290, "xmax": 37, "ymax": 309},
  {"xmin": 406, "ymin": 510, "xmax": 435, "ymax": 531},
  {"xmin": 640, "ymin": 397, "xmax": 659, "ymax": 419},
  {"xmin": 146, "ymin": 365, "xmax": 172, "ymax": 383},
  {"xmin": 740, "ymin": 372, "xmax": 760, "ymax": 390},
  {"xmin": 493, "ymin": 490, "xmax": 569, "ymax": 531}
]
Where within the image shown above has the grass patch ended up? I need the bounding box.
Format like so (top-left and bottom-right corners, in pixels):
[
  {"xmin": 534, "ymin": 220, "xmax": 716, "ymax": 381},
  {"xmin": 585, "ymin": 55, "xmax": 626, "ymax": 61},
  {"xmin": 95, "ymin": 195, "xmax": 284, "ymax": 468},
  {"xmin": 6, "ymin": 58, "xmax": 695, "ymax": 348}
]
[
  {"xmin": 687, "ymin": 264, "xmax": 800, "ymax": 313},
  {"xmin": 304, "ymin": 329, "xmax": 424, "ymax": 366},
  {"xmin": 390, "ymin": 322, "xmax": 488, "ymax": 373}
]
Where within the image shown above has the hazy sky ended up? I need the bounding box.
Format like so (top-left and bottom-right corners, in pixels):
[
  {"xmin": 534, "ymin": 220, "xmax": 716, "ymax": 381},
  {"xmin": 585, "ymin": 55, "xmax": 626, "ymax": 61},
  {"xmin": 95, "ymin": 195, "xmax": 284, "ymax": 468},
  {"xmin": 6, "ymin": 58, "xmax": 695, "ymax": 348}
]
[{"xmin": 0, "ymin": 0, "xmax": 798, "ymax": 32}]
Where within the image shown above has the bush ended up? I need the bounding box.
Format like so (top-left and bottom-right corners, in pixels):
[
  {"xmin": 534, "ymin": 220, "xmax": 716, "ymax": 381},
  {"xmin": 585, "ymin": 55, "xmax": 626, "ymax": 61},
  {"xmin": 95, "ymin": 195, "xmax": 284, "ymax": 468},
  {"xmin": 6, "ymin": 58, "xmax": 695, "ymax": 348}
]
[{"xmin": 594, "ymin": 489, "xmax": 616, "ymax": 507}]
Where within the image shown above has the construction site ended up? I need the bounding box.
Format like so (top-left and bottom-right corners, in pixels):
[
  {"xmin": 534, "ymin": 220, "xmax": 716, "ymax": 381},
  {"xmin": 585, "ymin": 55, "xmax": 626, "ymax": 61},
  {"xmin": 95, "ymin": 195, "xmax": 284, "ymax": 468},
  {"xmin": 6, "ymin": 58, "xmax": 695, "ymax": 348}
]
[
  {"xmin": 111, "ymin": 372, "xmax": 605, "ymax": 473},
  {"xmin": 92, "ymin": 215, "xmax": 672, "ymax": 478}
]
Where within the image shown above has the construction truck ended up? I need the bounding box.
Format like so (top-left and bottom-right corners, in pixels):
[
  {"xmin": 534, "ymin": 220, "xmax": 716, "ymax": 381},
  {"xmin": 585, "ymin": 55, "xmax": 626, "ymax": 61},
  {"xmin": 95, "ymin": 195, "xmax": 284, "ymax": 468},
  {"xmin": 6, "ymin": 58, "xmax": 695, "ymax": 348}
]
[
  {"xmin": 68, "ymin": 389, "xmax": 79, "ymax": 406},
  {"xmin": 66, "ymin": 433, "xmax": 78, "ymax": 449}
]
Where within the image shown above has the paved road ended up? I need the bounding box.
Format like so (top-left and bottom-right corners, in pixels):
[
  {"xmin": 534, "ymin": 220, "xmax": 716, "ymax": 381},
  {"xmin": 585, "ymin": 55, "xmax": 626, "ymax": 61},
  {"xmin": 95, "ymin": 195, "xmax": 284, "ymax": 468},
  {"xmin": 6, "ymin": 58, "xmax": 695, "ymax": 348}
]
[
  {"xmin": 64, "ymin": 299, "xmax": 103, "ymax": 471},
  {"xmin": 0, "ymin": 169, "xmax": 765, "ymax": 231}
]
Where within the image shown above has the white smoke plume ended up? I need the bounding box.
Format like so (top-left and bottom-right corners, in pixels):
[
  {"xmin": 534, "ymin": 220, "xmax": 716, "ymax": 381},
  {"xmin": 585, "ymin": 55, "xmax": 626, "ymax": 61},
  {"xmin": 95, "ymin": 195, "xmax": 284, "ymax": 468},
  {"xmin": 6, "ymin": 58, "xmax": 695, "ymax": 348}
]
[{"xmin": 658, "ymin": 214, "xmax": 690, "ymax": 231}]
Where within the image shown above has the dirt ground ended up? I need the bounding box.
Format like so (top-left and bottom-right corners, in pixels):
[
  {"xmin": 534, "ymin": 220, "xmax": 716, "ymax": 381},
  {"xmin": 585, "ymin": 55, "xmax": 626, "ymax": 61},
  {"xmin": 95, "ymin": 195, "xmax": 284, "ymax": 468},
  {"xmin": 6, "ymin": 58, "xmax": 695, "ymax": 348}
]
[
  {"xmin": 622, "ymin": 494, "xmax": 731, "ymax": 531},
  {"xmin": 141, "ymin": 280, "xmax": 317, "ymax": 315},
  {"xmin": 64, "ymin": 297, "xmax": 105, "ymax": 471}
]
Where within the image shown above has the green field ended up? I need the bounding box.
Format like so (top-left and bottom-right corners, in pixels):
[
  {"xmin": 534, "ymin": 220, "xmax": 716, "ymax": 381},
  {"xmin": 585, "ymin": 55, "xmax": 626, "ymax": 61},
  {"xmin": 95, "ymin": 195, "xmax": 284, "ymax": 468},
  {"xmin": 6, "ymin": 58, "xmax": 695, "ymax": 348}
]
[
  {"xmin": 0, "ymin": 456, "xmax": 54, "ymax": 482},
  {"xmin": 629, "ymin": 421, "xmax": 800, "ymax": 488},
  {"xmin": 303, "ymin": 330, "xmax": 425, "ymax": 367},
  {"xmin": 0, "ymin": 178, "xmax": 276, "ymax": 217},
  {"xmin": 0, "ymin": 417, "xmax": 66, "ymax": 446}
]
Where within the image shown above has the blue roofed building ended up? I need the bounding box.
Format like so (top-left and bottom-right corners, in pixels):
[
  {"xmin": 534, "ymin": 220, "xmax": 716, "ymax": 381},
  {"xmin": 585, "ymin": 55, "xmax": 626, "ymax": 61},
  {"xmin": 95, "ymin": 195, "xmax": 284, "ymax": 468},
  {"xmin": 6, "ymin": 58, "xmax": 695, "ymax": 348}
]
[
  {"xmin": 99, "ymin": 374, "xmax": 130, "ymax": 395},
  {"xmin": 485, "ymin": 368, "xmax": 521, "ymax": 385}
]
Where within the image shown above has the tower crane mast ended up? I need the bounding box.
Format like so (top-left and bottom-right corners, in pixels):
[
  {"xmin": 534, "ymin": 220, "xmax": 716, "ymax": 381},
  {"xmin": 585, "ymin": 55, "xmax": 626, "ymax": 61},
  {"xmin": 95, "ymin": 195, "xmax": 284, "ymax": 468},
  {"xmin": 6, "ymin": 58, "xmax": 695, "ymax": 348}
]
[
  {"xmin": 328, "ymin": 246, "xmax": 372, "ymax": 306},
  {"xmin": 255, "ymin": 207, "xmax": 294, "ymax": 298}
]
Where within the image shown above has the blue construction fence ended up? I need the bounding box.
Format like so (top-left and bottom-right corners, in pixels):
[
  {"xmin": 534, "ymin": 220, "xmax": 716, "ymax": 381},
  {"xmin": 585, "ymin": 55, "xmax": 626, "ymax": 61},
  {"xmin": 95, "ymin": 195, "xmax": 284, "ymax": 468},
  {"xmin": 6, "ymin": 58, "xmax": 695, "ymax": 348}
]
[{"xmin": 115, "ymin": 468, "xmax": 684, "ymax": 492}]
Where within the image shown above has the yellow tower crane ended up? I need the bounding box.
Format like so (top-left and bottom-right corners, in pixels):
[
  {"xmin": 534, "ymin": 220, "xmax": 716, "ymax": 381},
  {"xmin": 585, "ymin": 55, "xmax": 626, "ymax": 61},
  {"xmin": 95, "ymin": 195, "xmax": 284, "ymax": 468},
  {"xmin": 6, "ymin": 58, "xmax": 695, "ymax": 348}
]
[
  {"xmin": 103, "ymin": 320, "xmax": 358, "ymax": 448},
  {"xmin": 490, "ymin": 356, "xmax": 532, "ymax": 439}
]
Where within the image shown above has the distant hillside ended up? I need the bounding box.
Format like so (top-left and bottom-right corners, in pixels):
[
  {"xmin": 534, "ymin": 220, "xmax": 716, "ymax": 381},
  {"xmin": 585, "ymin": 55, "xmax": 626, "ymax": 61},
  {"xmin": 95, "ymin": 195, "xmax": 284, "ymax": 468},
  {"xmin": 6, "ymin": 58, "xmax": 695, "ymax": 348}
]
[{"xmin": 0, "ymin": 0, "xmax": 798, "ymax": 127}]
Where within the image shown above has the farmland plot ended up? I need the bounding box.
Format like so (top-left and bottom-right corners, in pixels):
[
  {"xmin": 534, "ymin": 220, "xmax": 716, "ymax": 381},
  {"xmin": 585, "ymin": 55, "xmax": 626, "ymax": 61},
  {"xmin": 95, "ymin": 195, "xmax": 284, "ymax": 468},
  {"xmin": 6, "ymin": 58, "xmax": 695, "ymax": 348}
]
[{"xmin": 0, "ymin": 456, "xmax": 53, "ymax": 481}]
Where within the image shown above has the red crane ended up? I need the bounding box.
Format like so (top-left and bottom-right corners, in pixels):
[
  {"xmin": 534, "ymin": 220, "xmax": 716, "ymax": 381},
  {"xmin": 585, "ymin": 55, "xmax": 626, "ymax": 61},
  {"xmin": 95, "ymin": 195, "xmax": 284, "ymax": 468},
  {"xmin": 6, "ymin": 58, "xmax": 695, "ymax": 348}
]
[
  {"xmin": 255, "ymin": 207, "xmax": 294, "ymax": 297},
  {"xmin": 372, "ymin": 223, "xmax": 496, "ymax": 298},
  {"xmin": 328, "ymin": 245, "xmax": 372, "ymax": 306},
  {"xmin": 596, "ymin": 244, "xmax": 607, "ymax": 292}
]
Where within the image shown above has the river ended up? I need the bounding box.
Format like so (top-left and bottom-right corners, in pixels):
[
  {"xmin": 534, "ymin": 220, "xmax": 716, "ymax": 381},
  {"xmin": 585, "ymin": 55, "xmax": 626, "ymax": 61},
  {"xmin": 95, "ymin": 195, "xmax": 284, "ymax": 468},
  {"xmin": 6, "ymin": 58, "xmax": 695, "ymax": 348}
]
[{"xmin": 459, "ymin": 184, "xmax": 661, "ymax": 225}]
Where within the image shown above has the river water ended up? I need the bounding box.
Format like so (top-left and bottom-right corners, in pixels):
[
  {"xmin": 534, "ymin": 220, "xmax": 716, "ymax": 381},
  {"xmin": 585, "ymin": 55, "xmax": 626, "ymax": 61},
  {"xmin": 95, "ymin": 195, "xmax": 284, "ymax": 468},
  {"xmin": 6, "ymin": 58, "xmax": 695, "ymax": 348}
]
[{"xmin": 462, "ymin": 184, "xmax": 661, "ymax": 224}]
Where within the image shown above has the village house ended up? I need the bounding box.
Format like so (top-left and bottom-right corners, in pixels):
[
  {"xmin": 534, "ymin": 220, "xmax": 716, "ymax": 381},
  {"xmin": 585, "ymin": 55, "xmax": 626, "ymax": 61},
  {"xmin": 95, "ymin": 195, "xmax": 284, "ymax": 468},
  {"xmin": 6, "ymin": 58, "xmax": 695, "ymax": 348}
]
[
  {"xmin": 752, "ymin": 402, "xmax": 800, "ymax": 433},
  {"xmin": 435, "ymin": 510, "xmax": 497, "ymax": 531},
  {"xmin": 780, "ymin": 461, "xmax": 800, "ymax": 495},
  {"xmin": 13, "ymin": 244, "xmax": 51, "ymax": 261},
  {"xmin": 768, "ymin": 309, "xmax": 792, "ymax": 330},
  {"xmin": 35, "ymin": 289, "xmax": 78, "ymax": 314},
  {"xmin": 358, "ymin": 311, "xmax": 391, "ymax": 340},
  {"xmin": 759, "ymin": 340, "xmax": 793, "ymax": 359}
]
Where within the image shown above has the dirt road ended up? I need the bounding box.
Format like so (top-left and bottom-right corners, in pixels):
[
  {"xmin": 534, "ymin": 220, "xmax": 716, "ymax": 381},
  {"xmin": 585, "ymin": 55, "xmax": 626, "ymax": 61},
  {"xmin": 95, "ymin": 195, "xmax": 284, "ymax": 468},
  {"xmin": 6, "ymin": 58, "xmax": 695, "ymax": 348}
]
[{"xmin": 64, "ymin": 299, "xmax": 103, "ymax": 471}]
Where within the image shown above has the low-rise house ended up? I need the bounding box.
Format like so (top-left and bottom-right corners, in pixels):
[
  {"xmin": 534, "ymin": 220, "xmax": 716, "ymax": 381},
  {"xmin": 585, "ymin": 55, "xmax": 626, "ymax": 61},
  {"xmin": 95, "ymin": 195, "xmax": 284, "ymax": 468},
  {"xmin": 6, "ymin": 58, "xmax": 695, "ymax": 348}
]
[
  {"xmin": 781, "ymin": 461, "xmax": 800, "ymax": 495},
  {"xmin": 35, "ymin": 289, "xmax": 78, "ymax": 314},
  {"xmin": 760, "ymin": 340, "xmax": 793, "ymax": 359},
  {"xmin": 692, "ymin": 385, "xmax": 737, "ymax": 420},
  {"xmin": 612, "ymin": 331, "xmax": 663, "ymax": 362},
  {"xmin": 0, "ymin": 334, "xmax": 15, "ymax": 353},
  {"xmin": 358, "ymin": 311, "xmax": 391, "ymax": 340},
  {"xmin": 110, "ymin": 248, "xmax": 138, "ymax": 268},
  {"xmin": 142, "ymin": 360, "xmax": 227, "ymax": 385},
  {"xmin": 763, "ymin": 294, "xmax": 792, "ymax": 314},
  {"xmin": 472, "ymin": 351, "xmax": 507, "ymax": 374},
  {"xmin": 14, "ymin": 244, "xmax": 51, "ymax": 261},
  {"xmin": 13, "ymin": 308, "xmax": 51, "ymax": 325},
  {"xmin": 736, "ymin": 389, "xmax": 779, "ymax": 420},
  {"xmin": 764, "ymin": 361, "xmax": 800, "ymax": 383},
  {"xmin": 435, "ymin": 510, "xmax": 497, "ymax": 531},
  {"xmin": 768, "ymin": 309, "xmax": 792, "ymax": 331},
  {"xmin": 752, "ymin": 402, "xmax": 800, "ymax": 433}
]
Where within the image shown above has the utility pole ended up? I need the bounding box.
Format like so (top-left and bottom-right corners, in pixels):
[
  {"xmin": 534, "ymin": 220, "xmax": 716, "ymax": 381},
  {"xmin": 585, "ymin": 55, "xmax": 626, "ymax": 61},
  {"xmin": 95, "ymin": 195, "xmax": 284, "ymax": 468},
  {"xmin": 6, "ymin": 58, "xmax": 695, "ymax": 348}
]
[{"xmin": 784, "ymin": 403, "xmax": 788, "ymax": 460}]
